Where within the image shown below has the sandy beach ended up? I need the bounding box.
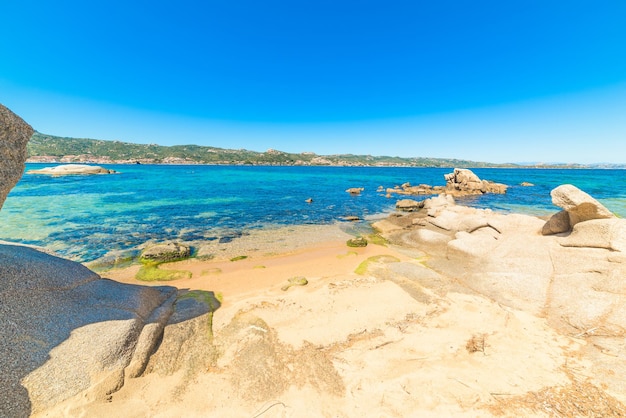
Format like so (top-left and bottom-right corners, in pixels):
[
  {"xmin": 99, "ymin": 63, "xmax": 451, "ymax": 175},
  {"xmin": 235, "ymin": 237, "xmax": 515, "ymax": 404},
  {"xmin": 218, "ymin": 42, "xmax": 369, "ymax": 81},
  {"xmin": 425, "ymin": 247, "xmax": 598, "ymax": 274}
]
[{"xmin": 32, "ymin": 213, "xmax": 626, "ymax": 417}]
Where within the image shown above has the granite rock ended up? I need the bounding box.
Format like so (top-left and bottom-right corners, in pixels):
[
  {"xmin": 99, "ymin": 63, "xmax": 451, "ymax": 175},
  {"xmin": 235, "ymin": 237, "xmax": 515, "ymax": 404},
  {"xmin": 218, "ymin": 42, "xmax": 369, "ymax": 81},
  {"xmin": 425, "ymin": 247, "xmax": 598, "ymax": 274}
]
[{"xmin": 0, "ymin": 104, "xmax": 33, "ymax": 210}]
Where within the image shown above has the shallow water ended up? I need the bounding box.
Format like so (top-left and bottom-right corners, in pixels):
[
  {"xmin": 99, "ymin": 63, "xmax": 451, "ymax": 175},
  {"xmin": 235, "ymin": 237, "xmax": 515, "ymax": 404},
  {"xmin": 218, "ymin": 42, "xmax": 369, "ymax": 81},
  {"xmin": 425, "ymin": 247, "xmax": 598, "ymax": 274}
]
[{"xmin": 1, "ymin": 164, "xmax": 625, "ymax": 262}]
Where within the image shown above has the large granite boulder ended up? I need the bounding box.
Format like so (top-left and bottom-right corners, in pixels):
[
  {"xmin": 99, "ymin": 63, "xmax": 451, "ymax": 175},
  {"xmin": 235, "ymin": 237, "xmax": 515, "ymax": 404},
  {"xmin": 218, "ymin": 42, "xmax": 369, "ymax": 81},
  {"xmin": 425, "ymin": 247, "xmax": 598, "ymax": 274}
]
[
  {"xmin": 0, "ymin": 104, "xmax": 33, "ymax": 209},
  {"xmin": 0, "ymin": 244, "xmax": 214, "ymax": 417},
  {"xmin": 551, "ymin": 184, "xmax": 615, "ymax": 227}
]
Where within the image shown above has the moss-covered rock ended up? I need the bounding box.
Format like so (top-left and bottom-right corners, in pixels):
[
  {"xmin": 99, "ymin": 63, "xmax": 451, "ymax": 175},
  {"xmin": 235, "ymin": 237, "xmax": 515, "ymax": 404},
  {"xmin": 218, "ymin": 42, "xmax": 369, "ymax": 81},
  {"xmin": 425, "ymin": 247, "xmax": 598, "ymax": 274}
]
[
  {"xmin": 140, "ymin": 242, "xmax": 190, "ymax": 263},
  {"xmin": 281, "ymin": 276, "xmax": 308, "ymax": 291},
  {"xmin": 346, "ymin": 237, "xmax": 368, "ymax": 248}
]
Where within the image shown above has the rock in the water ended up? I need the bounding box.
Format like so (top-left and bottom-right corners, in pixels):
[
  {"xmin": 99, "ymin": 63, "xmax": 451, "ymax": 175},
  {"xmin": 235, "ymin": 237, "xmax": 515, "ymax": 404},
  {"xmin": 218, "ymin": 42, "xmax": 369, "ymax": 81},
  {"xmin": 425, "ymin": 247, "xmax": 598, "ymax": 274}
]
[
  {"xmin": 27, "ymin": 164, "xmax": 117, "ymax": 175},
  {"xmin": 0, "ymin": 104, "xmax": 33, "ymax": 210},
  {"xmin": 551, "ymin": 184, "xmax": 615, "ymax": 226},
  {"xmin": 141, "ymin": 242, "xmax": 191, "ymax": 262},
  {"xmin": 387, "ymin": 169, "xmax": 506, "ymax": 199},
  {"xmin": 444, "ymin": 168, "xmax": 508, "ymax": 195},
  {"xmin": 346, "ymin": 187, "xmax": 364, "ymax": 195}
]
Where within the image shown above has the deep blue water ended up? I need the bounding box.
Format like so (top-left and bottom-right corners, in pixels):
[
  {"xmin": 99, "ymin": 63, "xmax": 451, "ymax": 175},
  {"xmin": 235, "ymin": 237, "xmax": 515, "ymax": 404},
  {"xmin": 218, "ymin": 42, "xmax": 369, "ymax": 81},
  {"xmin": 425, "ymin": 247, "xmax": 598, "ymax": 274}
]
[{"xmin": 1, "ymin": 164, "xmax": 625, "ymax": 262}]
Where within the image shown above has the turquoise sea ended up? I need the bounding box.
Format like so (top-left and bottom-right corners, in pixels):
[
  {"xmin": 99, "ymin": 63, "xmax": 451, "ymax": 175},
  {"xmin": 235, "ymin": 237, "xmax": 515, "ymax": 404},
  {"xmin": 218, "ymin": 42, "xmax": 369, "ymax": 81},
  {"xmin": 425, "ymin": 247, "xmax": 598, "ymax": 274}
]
[{"xmin": 1, "ymin": 164, "xmax": 625, "ymax": 262}]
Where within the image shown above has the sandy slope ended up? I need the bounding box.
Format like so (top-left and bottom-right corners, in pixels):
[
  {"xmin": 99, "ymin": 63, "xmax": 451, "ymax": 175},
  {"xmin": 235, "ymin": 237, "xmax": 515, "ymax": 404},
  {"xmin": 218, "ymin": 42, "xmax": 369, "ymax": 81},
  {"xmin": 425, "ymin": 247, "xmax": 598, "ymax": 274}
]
[{"xmin": 35, "ymin": 224, "xmax": 625, "ymax": 417}]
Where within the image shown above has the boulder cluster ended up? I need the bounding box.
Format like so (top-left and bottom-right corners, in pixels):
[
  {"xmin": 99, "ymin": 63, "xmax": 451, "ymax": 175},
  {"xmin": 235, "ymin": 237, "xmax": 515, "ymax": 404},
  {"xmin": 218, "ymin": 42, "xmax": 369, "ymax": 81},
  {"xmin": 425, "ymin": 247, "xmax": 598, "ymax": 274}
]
[
  {"xmin": 387, "ymin": 168, "xmax": 507, "ymax": 198},
  {"xmin": 375, "ymin": 186, "xmax": 626, "ymax": 396}
]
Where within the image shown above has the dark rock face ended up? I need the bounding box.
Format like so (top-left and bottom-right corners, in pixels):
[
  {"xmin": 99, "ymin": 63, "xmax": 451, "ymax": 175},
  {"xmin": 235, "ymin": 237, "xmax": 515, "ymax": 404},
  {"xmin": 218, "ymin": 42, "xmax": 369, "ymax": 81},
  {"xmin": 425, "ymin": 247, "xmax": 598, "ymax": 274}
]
[{"xmin": 0, "ymin": 104, "xmax": 34, "ymax": 210}]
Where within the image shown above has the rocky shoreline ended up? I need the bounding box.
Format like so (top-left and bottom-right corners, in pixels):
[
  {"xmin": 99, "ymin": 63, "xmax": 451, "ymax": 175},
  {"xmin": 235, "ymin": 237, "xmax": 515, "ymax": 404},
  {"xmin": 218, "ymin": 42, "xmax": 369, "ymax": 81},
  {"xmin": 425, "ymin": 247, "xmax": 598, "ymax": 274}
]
[{"xmin": 4, "ymin": 104, "xmax": 626, "ymax": 416}]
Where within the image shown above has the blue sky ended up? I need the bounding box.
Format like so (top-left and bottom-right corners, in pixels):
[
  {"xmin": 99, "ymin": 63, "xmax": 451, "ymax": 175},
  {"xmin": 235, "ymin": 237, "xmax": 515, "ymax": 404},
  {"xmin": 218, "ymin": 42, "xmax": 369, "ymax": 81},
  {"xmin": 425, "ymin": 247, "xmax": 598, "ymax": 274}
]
[{"xmin": 1, "ymin": 1, "xmax": 625, "ymax": 163}]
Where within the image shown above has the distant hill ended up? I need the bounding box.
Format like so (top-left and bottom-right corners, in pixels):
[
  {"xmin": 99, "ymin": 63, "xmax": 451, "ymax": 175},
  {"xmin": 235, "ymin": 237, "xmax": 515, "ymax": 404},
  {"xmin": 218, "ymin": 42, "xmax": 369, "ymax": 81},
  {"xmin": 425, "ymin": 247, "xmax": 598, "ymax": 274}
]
[
  {"xmin": 27, "ymin": 132, "xmax": 516, "ymax": 167},
  {"xmin": 27, "ymin": 132, "xmax": 622, "ymax": 168}
]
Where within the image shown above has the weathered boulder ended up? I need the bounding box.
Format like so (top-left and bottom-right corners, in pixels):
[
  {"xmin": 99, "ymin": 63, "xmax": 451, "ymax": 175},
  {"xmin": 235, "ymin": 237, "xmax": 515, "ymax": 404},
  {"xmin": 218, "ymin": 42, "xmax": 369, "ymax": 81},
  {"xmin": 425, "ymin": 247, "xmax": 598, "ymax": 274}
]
[
  {"xmin": 551, "ymin": 184, "xmax": 615, "ymax": 226},
  {"xmin": 27, "ymin": 164, "xmax": 117, "ymax": 175},
  {"xmin": 396, "ymin": 199, "xmax": 423, "ymax": 212},
  {"xmin": 0, "ymin": 104, "xmax": 33, "ymax": 210},
  {"xmin": 0, "ymin": 244, "xmax": 213, "ymax": 417},
  {"xmin": 141, "ymin": 242, "xmax": 191, "ymax": 262},
  {"xmin": 423, "ymin": 194, "xmax": 455, "ymax": 217}
]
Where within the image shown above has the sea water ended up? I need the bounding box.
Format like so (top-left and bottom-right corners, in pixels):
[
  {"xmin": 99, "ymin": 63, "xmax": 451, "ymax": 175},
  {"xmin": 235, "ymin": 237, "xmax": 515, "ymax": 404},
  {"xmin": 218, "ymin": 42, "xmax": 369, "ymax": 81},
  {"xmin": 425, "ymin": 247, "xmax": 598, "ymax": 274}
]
[{"xmin": 1, "ymin": 164, "xmax": 625, "ymax": 262}]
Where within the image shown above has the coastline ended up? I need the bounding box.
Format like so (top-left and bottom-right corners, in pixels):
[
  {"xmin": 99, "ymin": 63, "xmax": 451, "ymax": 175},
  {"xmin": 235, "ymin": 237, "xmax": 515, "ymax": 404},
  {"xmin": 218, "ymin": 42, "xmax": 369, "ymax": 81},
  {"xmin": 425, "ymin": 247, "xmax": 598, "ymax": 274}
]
[{"xmin": 39, "ymin": 196, "xmax": 626, "ymax": 417}]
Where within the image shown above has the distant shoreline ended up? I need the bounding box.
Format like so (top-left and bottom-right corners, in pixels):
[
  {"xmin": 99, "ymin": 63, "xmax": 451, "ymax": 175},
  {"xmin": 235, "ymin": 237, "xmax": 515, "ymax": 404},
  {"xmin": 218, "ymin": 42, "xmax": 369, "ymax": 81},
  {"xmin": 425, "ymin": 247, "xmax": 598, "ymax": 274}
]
[
  {"xmin": 27, "ymin": 132, "xmax": 626, "ymax": 169},
  {"xmin": 25, "ymin": 158, "xmax": 626, "ymax": 169}
]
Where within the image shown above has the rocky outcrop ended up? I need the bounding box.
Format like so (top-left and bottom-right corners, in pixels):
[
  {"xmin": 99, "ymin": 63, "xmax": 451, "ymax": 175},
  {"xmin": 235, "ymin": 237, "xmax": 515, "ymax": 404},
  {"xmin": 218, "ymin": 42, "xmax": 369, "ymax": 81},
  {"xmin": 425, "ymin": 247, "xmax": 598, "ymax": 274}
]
[
  {"xmin": 376, "ymin": 186, "xmax": 626, "ymax": 397},
  {"xmin": 387, "ymin": 168, "xmax": 507, "ymax": 198},
  {"xmin": 443, "ymin": 168, "xmax": 508, "ymax": 195},
  {"xmin": 0, "ymin": 104, "xmax": 33, "ymax": 210},
  {"xmin": 27, "ymin": 164, "xmax": 117, "ymax": 175}
]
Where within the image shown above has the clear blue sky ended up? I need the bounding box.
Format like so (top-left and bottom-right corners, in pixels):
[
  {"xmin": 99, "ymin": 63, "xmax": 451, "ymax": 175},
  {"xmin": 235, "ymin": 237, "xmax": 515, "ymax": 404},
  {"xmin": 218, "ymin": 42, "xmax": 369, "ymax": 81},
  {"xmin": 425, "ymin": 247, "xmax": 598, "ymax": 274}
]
[{"xmin": 2, "ymin": 0, "xmax": 625, "ymax": 163}]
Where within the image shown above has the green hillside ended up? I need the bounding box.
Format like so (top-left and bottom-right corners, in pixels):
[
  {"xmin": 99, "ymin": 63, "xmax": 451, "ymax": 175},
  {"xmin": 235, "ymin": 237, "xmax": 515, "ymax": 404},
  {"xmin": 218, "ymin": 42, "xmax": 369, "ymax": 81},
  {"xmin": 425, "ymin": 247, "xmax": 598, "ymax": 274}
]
[{"xmin": 27, "ymin": 132, "xmax": 513, "ymax": 167}]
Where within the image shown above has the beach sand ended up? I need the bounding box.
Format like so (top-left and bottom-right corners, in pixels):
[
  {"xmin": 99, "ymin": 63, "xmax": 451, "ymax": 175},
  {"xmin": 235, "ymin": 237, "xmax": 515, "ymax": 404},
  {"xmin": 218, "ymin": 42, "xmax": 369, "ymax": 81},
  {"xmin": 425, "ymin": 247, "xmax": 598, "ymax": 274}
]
[{"xmin": 36, "ymin": 223, "xmax": 625, "ymax": 417}]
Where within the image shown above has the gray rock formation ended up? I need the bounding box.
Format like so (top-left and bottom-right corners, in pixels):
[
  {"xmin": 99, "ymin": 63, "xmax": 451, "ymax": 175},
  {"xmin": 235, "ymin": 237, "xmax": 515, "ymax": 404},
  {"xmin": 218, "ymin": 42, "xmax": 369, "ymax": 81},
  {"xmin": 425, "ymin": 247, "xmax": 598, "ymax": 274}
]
[
  {"xmin": 1, "ymin": 244, "xmax": 216, "ymax": 417},
  {"xmin": 0, "ymin": 104, "xmax": 33, "ymax": 210}
]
